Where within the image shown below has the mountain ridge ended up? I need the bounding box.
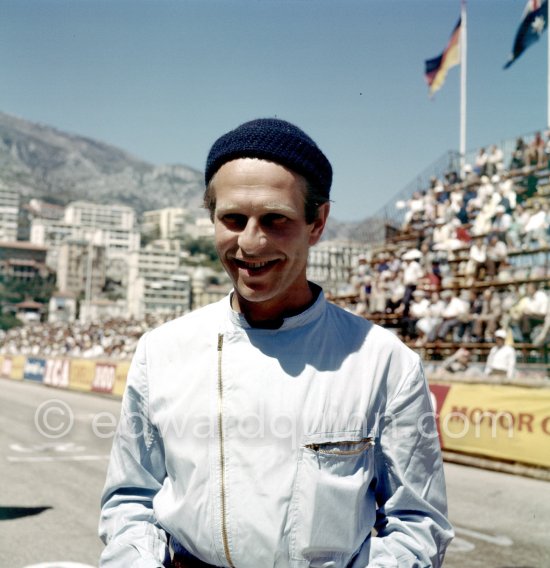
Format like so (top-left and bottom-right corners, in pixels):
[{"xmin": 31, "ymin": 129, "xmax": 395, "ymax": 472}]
[{"xmin": 0, "ymin": 111, "xmax": 380, "ymax": 240}]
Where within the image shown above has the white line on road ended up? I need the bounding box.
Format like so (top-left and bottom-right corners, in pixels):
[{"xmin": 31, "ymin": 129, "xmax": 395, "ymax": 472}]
[
  {"xmin": 454, "ymin": 526, "xmax": 513, "ymax": 546},
  {"xmin": 7, "ymin": 454, "xmax": 110, "ymax": 463}
]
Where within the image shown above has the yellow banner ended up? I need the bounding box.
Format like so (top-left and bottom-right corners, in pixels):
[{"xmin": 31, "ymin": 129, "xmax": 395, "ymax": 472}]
[
  {"xmin": 437, "ymin": 383, "xmax": 550, "ymax": 468},
  {"xmin": 4, "ymin": 355, "xmax": 25, "ymax": 380},
  {"xmin": 69, "ymin": 359, "xmax": 96, "ymax": 392},
  {"xmin": 113, "ymin": 361, "xmax": 130, "ymax": 397}
]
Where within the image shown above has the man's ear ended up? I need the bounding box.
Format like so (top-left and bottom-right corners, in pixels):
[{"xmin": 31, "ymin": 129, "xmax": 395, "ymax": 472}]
[{"xmin": 308, "ymin": 202, "xmax": 330, "ymax": 246}]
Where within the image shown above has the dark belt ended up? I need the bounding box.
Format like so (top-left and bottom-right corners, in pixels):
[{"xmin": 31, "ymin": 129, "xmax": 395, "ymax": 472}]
[{"xmin": 171, "ymin": 553, "xmax": 217, "ymax": 568}]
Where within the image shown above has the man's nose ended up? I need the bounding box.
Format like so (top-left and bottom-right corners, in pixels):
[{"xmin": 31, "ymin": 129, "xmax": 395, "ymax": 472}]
[{"xmin": 238, "ymin": 219, "xmax": 267, "ymax": 253}]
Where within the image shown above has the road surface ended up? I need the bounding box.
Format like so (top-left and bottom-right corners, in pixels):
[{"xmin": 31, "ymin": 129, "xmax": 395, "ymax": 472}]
[{"xmin": 1, "ymin": 378, "xmax": 549, "ymax": 567}]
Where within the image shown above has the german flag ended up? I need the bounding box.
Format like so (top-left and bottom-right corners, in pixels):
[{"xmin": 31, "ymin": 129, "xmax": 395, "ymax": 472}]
[{"xmin": 425, "ymin": 18, "xmax": 462, "ymax": 96}]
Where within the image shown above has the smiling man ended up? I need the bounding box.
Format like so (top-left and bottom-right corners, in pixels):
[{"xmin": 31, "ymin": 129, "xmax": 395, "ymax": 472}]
[{"xmin": 99, "ymin": 118, "xmax": 453, "ymax": 567}]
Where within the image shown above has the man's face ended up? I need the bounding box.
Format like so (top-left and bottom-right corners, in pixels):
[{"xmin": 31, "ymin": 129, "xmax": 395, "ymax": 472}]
[{"xmin": 212, "ymin": 158, "xmax": 328, "ymax": 321}]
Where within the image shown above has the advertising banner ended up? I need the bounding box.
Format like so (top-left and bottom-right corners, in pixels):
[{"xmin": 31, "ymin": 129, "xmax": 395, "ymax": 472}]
[
  {"xmin": 69, "ymin": 359, "xmax": 96, "ymax": 392},
  {"xmin": 23, "ymin": 357, "xmax": 46, "ymax": 382},
  {"xmin": 5, "ymin": 355, "xmax": 25, "ymax": 380},
  {"xmin": 431, "ymin": 382, "xmax": 550, "ymax": 468},
  {"xmin": 92, "ymin": 363, "xmax": 116, "ymax": 394},
  {"xmin": 113, "ymin": 361, "xmax": 131, "ymax": 397},
  {"xmin": 44, "ymin": 358, "xmax": 70, "ymax": 389}
]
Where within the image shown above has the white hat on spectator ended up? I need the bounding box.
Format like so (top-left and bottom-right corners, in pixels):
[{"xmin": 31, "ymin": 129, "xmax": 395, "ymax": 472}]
[
  {"xmin": 402, "ymin": 249, "xmax": 422, "ymax": 260},
  {"xmin": 495, "ymin": 329, "xmax": 507, "ymax": 339}
]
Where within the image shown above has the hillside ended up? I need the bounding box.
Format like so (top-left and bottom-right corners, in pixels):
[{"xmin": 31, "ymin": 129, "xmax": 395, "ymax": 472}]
[
  {"xmin": 0, "ymin": 111, "xmax": 205, "ymax": 215},
  {"xmin": 0, "ymin": 111, "xmax": 383, "ymax": 239}
]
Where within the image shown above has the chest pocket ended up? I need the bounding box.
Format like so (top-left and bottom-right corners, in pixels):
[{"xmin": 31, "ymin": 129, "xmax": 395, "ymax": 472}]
[{"xmin": 288, "ymin": 431, "xmax": 376, "ymax": 567}]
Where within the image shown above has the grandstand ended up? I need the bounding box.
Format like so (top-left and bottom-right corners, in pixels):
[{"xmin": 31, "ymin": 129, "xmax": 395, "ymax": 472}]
[
  {"xmin": 0, "ymin": 129, "xmax": 548, "ymax": 380},
  {"xmin": 341, "ymin": 128, "xmax": 549, "ymax": 380}
]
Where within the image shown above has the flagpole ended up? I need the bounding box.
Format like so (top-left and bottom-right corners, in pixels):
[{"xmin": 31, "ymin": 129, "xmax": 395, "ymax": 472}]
[{"xmin": 460, "ymin": 0, "xmax": 467, "ymax": 176}]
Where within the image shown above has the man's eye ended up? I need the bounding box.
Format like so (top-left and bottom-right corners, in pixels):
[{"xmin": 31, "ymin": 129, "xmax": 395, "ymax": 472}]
[
  {"xmin": 263, "ymin": 214, "xmax": 287, "ymax": 226},
  {"xmin": 222, "ymin": 214, "xmax": 247, "ymax": 229}
]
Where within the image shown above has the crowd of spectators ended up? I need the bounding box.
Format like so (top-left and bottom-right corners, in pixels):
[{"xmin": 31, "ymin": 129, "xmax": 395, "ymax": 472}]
[
  {"xmin": 1, "ymin": 135, "xmax": 548, "ymax": 371},
  {"xmin": 0, "ymin": 315, "xmax": 168, "ymax": 360},
  {"xmin": 347, "ymin": 132, "xmax": 550, "ymax": 353}
]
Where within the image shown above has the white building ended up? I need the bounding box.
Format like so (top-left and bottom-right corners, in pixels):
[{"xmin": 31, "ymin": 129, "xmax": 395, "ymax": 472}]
[
  {"xmin": 127, "ymin": 245, "xmax": 191, "ymax": 319},
  {"xmin": 30, "ymin": 201, "xmax": 140, "ymax": 283},
  {"xmin": 56, "ymin": 239, "xmax": 106, "ymax": 299},
  {"xmin": 0, "ymin": 184, "xmax": 19, "ymax": 242},
  {"xmin": 187, "ymin": 216, "xmax": 215, "ymax": 239},
  {"xmin": 142, "ymin": 207, "xmax": 190, "ymax": 240},
  {"xmin": 308, "ymin": 240, "xmax": 371, "ymax": 295}
]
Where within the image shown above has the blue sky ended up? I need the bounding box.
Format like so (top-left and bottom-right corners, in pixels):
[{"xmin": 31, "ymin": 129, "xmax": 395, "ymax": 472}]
[{"xmin": 0, "ymin": 0, "xmax": 547, "ymax": 222}]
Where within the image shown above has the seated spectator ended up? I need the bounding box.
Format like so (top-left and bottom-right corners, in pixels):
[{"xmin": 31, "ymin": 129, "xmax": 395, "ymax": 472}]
[
  {"xmin": 523, "ymin": 201, "xmax": 549, "ymax": 248},
  {"xmin": 471, "ymin": 199, "xmax": 495, "ymax": 236},
  {"xmin": 401, "ymin": 288, "xmax": 430, "ymax": 341},
  {"xmin": 472, "ymin": 287, "xmax": 503, "ymax": 342},
  {"xmin": 477, "ymin": 175, "xmax": 494, "ymax": 203},
  {"xmin": 368, "ymin": 273, "xmax": 389, "ymax": 314},
  {"xmin": 442, "ymin": 347, "xmax": 471, "ymax": 374},
  {"xmin": 435, "ymin": 290, "xmax": 470, "ymax": 341},
  {"xmin": 456, "ymin": 289, "xmax": 483, "ymax": 342},
  {"xmin": 417, "ymin": 291, "xmax": 446, "ymax": 345},
  {"xmin": 484, "ymin": 329, "xmax": 516, "ymax": 379},
  {"xmin": 506, "ymin": 203, "xmax": 530, "ymax": 250},
  {"xmin": 518, "ymin": 283, "xmax": 549, "ymax": 342},
  {"xmin": 385, "ymin": 269, "xmax": 405, "ymax": 314},
  {"xmin": 491, "ymin": 205, "xmax": 512, "ymax": 236},
  {"xmin": 465, "ymin": 236, "xmax": 487, "ymax": 285},
  {"xmin": 485, "ymin": 234, "xmax": 508, "ymax": 278}
]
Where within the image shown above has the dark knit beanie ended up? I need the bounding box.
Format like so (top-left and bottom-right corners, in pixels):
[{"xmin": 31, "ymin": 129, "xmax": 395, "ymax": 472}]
[{"xmin": 205, "ymin": 118, "xmax": 332, "ymax": 198}]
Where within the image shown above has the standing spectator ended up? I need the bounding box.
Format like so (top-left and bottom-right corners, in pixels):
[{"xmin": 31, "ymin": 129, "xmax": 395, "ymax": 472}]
[
  {"xmin": 485, "ymin": 329, "xmax": 516, "ymax": 379},
  {"xmin": 510, "ymin": 137, "xmax": 527, "ymax": 170},
  {"xmin": 402, "ymin": 250, "xmax": 424, "ymax": 316},
  {"xmin": 487, "ymin": 145, "xmax": 504, "ymax": 176},
  {"xmin": 526, "ymin": 131, "xmax": 545, "ymax": 167},
  {"xmin": 474, "ymin": 147, "xmax": 488, "ymax": 176}
]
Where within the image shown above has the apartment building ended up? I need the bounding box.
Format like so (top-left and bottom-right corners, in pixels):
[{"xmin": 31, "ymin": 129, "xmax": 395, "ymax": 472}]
[
  {"xmin": 0, "ymin": 184, "xmax": 19, "ymax": 242},
  {"xmin": 56, "ymin": 239, "xmax": 106, "ymax": 299},
  {"xmin": 127, "ymin": 244, "xmax": 191, "ymax": 319},
  {"xmin": 308, "ymin": 240, "xmax": 371, "ymax": 294}
]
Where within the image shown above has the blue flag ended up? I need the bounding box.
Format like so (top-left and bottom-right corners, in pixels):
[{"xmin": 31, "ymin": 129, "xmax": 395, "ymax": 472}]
[{"xmin": 504, "ymin": 0, "xmax": 548, "ymax": 69}]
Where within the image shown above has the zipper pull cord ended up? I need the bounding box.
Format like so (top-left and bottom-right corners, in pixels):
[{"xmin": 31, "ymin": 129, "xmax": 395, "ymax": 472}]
[{"xmin": 217, "ymin": 333, "xmax": 235, "ymax": 567}]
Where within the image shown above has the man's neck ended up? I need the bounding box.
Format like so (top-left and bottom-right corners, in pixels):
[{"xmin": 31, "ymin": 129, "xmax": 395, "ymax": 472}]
[{"xmin": 231, "ymin": 283, "xmax": 321, "ymax": 329}]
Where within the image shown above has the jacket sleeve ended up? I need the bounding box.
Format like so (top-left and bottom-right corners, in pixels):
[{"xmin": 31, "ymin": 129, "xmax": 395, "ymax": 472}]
[
  {"xmin": 98, "ymin": 333, "xmax": 171, "ymax": 567},
  {"xmin": 366, "ymin": 358, "xmax": 454, "ymax": 567}
]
